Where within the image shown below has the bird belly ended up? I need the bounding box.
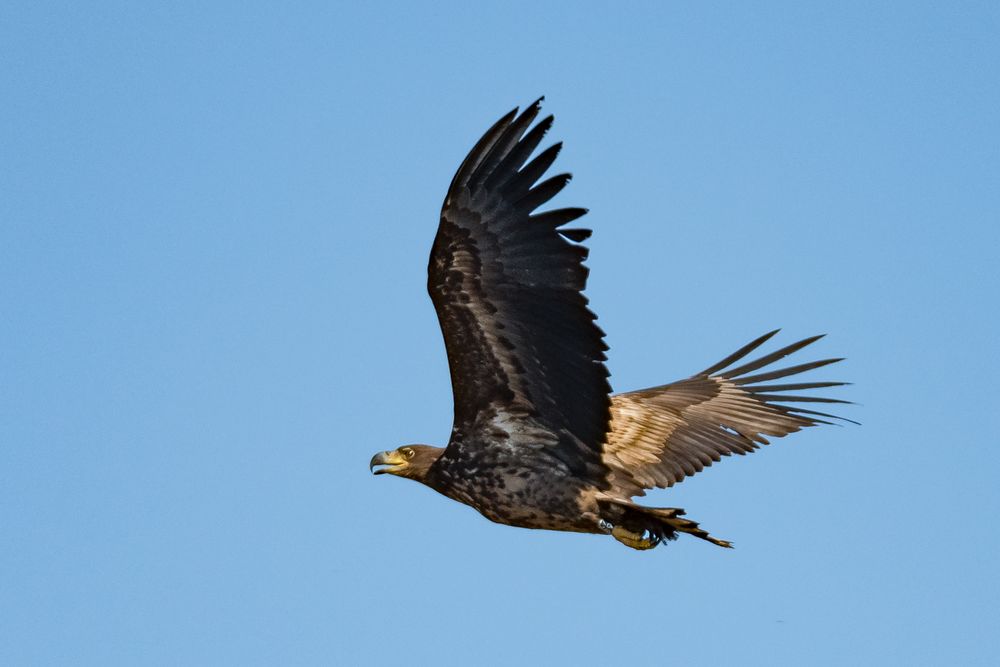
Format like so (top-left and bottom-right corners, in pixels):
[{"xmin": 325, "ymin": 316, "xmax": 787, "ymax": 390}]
[{"xmin": 441, "ymin": 467, "xmax": 599, "ymax": 533}]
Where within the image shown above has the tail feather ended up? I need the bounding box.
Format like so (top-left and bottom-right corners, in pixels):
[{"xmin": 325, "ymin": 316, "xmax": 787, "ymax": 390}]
[
  {"xmin": 603, "ymin": 498, "xmax": 733, "ymax": 549},
  {"xmin": 644, "ymin": 507, "xmax": 733, "ymax": 548}
]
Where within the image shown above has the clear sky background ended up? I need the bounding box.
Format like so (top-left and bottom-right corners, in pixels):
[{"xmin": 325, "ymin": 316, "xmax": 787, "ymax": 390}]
[{"xmin": 2, "ymin": 2, "xmax": 998, "ymax": 665}]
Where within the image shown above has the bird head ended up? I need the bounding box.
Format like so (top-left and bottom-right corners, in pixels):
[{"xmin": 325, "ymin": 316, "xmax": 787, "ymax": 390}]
[{"xmin": 369, "ymin": 445, "xmax": 442, "ymax": 482}]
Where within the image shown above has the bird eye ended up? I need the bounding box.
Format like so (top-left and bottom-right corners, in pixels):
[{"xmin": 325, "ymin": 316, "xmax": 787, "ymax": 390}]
[{"xmin": 405, "ymin": 448, "xmax": 415, "ymax": 459}]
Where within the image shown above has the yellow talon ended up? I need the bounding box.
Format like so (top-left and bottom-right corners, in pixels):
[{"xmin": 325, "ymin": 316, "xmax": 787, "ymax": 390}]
[{"xmin": 612, "ymin": 526, "xmax": 658, "ymax": 550}]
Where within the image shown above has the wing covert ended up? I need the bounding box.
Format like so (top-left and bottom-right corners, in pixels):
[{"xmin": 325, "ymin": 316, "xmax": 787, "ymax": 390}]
[
  {"xmin": 428, "ymin": 100, "xmax": 611, "ymax": 477},
  {"xmin": 603, "ymin": 331, "xmax": 854, "ymax": 497}
]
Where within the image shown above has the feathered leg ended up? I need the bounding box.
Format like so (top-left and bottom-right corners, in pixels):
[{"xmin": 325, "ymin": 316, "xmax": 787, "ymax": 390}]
[{"xmin": 601, "ymin": 500, "xmax": 733, "ymax": 550}]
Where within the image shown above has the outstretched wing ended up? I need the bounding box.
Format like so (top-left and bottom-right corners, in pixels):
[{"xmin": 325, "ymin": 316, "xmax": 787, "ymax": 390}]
[
  {"xmin": 603, "ymin": 331, "xmax": 853, "ymax": 497},
  {"xmin": 428, "ymin": 100, "xmax": 611, "ymax": 477}
]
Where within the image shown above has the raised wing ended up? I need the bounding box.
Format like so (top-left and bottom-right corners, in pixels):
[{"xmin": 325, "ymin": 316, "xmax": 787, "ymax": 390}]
[
  {"xmin": 428, "ymin": 100, "xmax": 611, "ymax": 477},
  {"xmin": 603, "ymin": 331, "xmax": 853, "ymax": 497}
]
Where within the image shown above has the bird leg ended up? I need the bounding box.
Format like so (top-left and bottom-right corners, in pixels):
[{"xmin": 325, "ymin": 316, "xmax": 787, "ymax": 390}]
[{"xmin": 611, "ymin": 525, "xmax": 659, "ymax": 550}]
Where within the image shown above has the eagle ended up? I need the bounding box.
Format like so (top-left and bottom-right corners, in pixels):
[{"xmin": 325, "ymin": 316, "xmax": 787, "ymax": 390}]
[{"xmin": 370, "ymin": 100, "xmax": 851, "ymax": 550}]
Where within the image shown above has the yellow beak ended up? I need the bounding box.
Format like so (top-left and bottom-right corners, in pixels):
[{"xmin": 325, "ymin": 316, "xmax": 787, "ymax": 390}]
[{"xmin": 369, "ymin": 450, "xmax": 407, "ymax": 475}]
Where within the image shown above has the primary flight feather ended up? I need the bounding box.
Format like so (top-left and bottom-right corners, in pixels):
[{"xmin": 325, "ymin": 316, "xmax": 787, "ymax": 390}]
[{"xmin": 369, "ymin": 100, "xmax": 852, "ymax": 550}]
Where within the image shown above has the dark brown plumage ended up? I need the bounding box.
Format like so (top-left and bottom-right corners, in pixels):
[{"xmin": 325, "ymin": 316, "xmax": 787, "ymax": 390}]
[{"xmin": 369, "ymin": 100, "xmax": 852, "ymax": 550}]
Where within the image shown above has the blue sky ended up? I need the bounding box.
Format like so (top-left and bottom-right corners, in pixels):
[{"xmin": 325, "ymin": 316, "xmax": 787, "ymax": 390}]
[{"xmin": 2, "ymin": 2, "xmax": 998, "ymax": 665}]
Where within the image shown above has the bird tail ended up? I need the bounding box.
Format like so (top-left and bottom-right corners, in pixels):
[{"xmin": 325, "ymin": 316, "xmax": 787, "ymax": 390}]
[
  {"xmin": 603, "ymin": 499, "xmax": 733, "ymax": 549},
  {"xmin": 640, "ymin": 506, "xmax": 733, "ymax": 548}
]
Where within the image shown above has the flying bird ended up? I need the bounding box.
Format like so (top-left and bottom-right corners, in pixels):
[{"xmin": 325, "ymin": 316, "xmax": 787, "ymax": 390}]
[{"xmin": 370, "ymin": 100, "xmax": 852, "ymax": 550}]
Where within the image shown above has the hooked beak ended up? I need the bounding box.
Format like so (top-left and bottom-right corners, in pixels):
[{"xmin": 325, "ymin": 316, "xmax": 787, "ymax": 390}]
[{"xmin": 369, "ymin": 450, "xmax": 406, "ymax": 475}]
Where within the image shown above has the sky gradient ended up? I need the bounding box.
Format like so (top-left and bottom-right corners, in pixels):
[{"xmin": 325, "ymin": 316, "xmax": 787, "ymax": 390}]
[{"xmin": 3, "ymin": 2, "xmax": 999, "ymax": 665}]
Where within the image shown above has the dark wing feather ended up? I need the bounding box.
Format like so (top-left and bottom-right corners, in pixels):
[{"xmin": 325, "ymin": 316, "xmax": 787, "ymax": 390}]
[
  {"xmin": 603, "ymin": 332, "xmax": 853, "ymax": 497},
  {"xmin": 429, "ymin": 100, "xmax": 611, "ymax": 477}
]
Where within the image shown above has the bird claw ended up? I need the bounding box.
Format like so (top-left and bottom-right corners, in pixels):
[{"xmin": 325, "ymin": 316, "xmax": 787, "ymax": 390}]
[
  {"xmin": 612, "ymin": 526, "xmax": 659, "ymax": 550},
  {"xmin": 598, "ymin": 519, "xmax": 614, "ymax": 534}
]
